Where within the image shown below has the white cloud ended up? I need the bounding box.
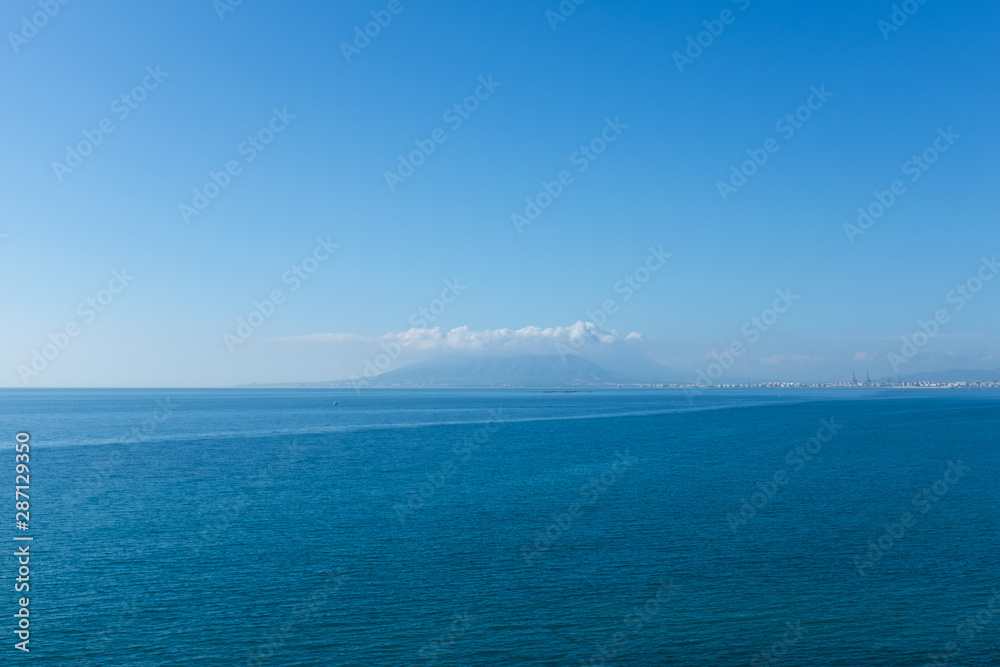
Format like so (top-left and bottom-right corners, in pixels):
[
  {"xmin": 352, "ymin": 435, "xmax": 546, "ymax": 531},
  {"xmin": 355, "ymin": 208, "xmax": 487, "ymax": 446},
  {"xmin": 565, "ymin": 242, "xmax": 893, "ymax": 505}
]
[
  {"xmin": 277, "ymin": 321, "xmax": 642, "ymax": 351},
  {"xmin": 853, "ymin": 351, "xmax": 875, "ymax": 361}
]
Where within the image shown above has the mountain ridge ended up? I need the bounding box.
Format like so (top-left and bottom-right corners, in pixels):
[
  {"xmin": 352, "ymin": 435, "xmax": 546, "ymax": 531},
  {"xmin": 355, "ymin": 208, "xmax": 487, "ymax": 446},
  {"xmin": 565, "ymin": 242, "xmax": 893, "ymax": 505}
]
[
  {"xmin": 360, "ymin": 354, "xmax": 637, "ymax": 387},
  {"xmin": 881, "ymin": 368, "xmax": 1000, "ymax": 384}
]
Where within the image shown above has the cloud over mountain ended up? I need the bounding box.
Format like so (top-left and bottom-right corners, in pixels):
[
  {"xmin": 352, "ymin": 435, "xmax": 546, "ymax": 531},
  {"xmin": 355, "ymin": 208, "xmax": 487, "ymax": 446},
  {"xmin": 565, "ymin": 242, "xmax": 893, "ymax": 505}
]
[{"xmin": 279, "ymin": 321, "xmax": 642, "ymax": 352}]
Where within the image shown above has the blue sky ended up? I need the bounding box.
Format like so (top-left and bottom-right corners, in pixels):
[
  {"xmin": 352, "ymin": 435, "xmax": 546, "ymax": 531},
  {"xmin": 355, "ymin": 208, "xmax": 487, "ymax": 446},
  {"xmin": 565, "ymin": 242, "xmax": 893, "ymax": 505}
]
[{"xmin": 1, "ymin": 0, "xmax": 998, "ymax": 386}]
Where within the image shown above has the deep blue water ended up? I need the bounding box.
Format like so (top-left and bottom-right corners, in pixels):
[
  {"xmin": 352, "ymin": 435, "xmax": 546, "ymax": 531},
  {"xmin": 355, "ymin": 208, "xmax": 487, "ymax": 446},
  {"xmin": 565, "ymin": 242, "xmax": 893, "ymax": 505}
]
[{"xmin": 1, "ymin": 389, "xmax": 998, "ymax": 666}]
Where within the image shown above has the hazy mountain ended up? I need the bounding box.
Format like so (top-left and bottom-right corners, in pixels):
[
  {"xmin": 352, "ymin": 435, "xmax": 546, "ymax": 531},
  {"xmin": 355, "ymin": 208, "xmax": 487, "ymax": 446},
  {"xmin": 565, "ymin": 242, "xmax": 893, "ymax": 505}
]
[
  {"xmin": 578, "ymin": 350, "xmax": 682, "ymax": 384},
  {"xmin": 883, "ymin": 369, "xmax": 1000, "ymax": 384},
  {"xmin": 358, "ymin": 354, "xmax": 637, "ymax": 387}
]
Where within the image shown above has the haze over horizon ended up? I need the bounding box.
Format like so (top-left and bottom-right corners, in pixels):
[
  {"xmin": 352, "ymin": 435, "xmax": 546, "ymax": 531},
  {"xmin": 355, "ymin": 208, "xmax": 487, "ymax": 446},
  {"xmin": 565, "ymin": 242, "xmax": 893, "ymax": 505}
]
[{"xmin": 2, "ymin": 0, "xmax": 998, "ymax": 387}]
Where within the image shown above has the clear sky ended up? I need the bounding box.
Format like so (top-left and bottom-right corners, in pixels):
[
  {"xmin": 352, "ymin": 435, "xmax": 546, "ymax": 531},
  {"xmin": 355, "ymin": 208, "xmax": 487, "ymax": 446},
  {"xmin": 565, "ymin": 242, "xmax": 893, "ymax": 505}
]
[{"xmin": 1, "ymin": 0, "xmax": 998, "ymax": 387}]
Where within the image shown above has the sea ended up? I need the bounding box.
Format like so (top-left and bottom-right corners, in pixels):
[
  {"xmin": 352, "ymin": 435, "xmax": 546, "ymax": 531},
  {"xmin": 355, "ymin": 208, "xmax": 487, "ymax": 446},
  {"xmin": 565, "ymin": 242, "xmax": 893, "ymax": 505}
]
[{"xmin": 1, "ymin": 388, "xmax": 998, "ymax": 666}]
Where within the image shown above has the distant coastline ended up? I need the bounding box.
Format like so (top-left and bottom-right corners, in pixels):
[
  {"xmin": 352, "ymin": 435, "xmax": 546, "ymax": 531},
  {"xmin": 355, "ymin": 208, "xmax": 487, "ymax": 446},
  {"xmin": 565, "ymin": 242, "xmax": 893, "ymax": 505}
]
[
  {"xmin": 235, "ymin": 356, "xmax": 1000, "ymax": 390},
  {"xmin": 234, "ymin": 381, "xmax": 1000, "ymax": 390}
]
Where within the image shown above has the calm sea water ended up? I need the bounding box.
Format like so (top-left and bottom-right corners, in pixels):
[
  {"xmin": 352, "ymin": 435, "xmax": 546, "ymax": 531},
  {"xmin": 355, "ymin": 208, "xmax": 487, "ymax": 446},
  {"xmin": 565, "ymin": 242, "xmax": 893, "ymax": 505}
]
[{"xmin": 1, "ymin": 389, "xmax": 998, "ymax": 666}]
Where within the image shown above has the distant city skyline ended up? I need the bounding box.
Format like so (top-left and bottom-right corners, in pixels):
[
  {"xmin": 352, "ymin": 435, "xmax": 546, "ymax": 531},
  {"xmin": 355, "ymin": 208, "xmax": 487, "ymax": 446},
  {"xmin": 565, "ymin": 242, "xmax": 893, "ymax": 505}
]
[{"xmin": 2, "ymin": 0, "xmax": 998, "ymax": 387}]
